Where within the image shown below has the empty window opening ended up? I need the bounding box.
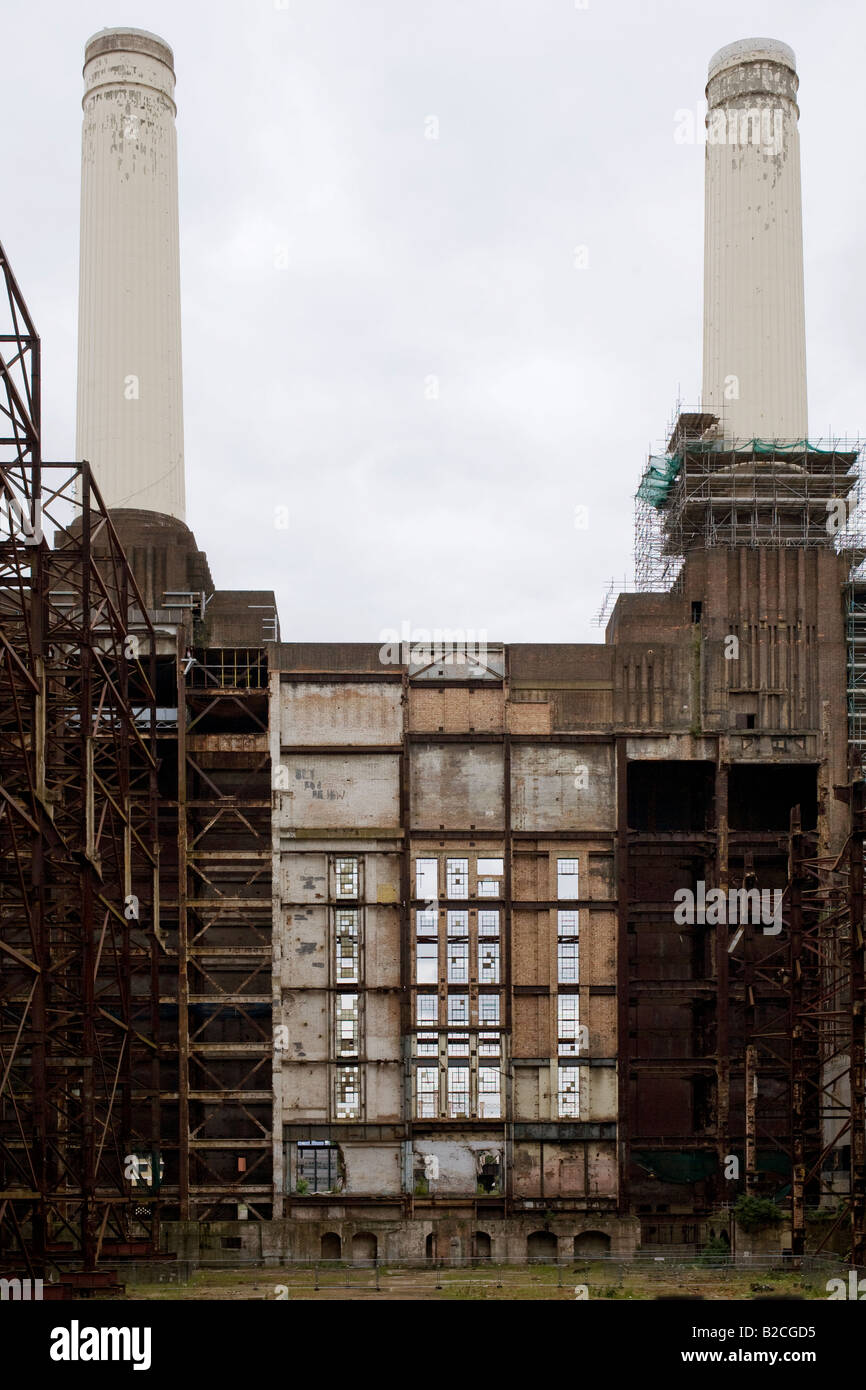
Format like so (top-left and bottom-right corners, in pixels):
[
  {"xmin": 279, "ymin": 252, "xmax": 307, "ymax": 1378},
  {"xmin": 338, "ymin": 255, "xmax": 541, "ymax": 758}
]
[
  {"xmin": 335, "ymin": 857, "xmax": 359, "ymax": 899},
  {"xmin": 294, "ymin": 1142, "xmax": 339, "ymax": 1194},
  {"xmin": 416, "ymin": 858, "xmax": 438, "ymax": 900},
  {"xmin": 447, "ymin": 1066, "xmax": 470, "ymax": 1118},
  {"xmin": 527, "ymin": 1230, "xmax": 558, "ymax": 1262},
  {"xmin": 416, "ymin": 941, "xmax": 438, "ymax": 984},
  {"xmin": 558, "ymin": 994, "xmax": 581, "ymax": 1053},
  {"xmin": 321, "ymin": 1232, "xmax": 342, "ymax": 1260},
  {"xmin": 478, "ymin": 1066, "xmax": 501, "ymax": 1118},
  {"xmin": 728, "ymin": 764, "xmax": 818, "ymax": 832},
  {"xmin": 557, "ymin": 858, "xmax": 580, "ymax": 898},
  {"xmin": 446, "ymin": 858, "xmax": 469, "ymax": 898},
  {"xmin": 628, "ymin": 761, "xmax": 714, "ymax": 832},
  {"xmin": 574, "ymin": 1231, "xmax": 611, "ymax": 1257},
  {"xmin": 691, "ymin": 601, "xmax": 703, "ymax": 624},
  {"xmin": 477, "ymin": 858, "xmax": 504, "ymax": 876}
]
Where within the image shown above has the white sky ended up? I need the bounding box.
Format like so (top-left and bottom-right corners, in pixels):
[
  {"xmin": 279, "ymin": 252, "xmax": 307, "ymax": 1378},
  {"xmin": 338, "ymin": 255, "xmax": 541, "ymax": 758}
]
[{"xmin": 3, "ymin": 0, "xmax": 864, "ymax": 641}]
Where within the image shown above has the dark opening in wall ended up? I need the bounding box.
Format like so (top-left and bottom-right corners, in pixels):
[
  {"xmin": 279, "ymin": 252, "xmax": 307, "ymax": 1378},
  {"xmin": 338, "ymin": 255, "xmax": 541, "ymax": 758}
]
[
  {"xmin": 728, "ymin": 764, "xmax": 817, "ymax": 831},
  {"xmin": 691, "ymin": 601, "xmax": 703, "ymax": 624},
  {"xmin": 628, "ymin": 761, "xmax": 715, "ymax": 832}
]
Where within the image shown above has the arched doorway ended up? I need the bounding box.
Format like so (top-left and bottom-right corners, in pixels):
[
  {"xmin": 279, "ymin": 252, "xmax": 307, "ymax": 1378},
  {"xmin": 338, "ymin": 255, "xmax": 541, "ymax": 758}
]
[
  {"xmin": 573, "ymin": 1231, "xmax": 611, "ymax": 1258},
  {"xmin": 474, "ymin": 1231, "xmax": 491, "ymax": 1261},
  {"xmin": 321, "ymin": 1232, "xmax": 341, "ymax": 1261},
  {"xmin": 425, "ymin": 1231, "xmax": 435, "ymax": 1261},
  {"xmin": 352, "ymin": 1231, "xmax": 377, "ymax": 1264},
  {"xmin": 527, "ymin": 1230, "xmax": 557, "ymax": 1263}
]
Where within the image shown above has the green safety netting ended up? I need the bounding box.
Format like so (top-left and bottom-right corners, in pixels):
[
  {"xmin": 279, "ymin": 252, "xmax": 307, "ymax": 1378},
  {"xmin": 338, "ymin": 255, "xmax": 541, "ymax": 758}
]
[
  {"xmin": 632, "ymin": 1150, "xmax": 790, "ymax": 1186},
  {"xmin": 636, "ymin": 438, "xmax": 860, "ymax": 511}
]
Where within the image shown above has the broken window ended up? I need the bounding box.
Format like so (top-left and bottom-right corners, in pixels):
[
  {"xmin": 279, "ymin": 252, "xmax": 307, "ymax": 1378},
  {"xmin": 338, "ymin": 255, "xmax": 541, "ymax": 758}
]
[
  {"xmin": 416, "ymin": 1066, "xmax": 439, "ymax": 1118},
  {"xmin": 448, "ymin": 993, "xmax": 469, "ymax": 1025},
  {"xmin": 478, "ymin": 1067, "xmax": 501, "ymax": 1119},
  {"xmin": 478, "ymin": 993, "xmax": 500, "ymax": 1027},
  {"xmin": 336, "ymin": 1065, "xmax": 360, "ymax": 1120},
  {"xmin": 478, "ymin": 940, "xmax": 500, "ymax": 984},
  {"xmin": 416, "ymin": 907, "xmax": 438, "ymax": 935},
  {"xmin": 417, "ymin": 994, "xmax": 438, "ymax": 1026},
  {"xmin": 416, "ymin": 1032, "xmax": 438, "ymax": 1057},
  {"xmin": 478, "ymin": 880, "xmax": 499, "ymax": 898},
  {"xmin": 446, "ymin": 858, "xmax": 469, "ymax": 898},
  {"xmin": 447, "ymin": 1066, "xmax": 470, "ymax": 1117},
  {"xmin": 294, "ymin": 1142, "xmax": 338, "ymax": 1194},
  {"xmin": 558, "ymin": 994, "xmax": 580, "ymax": 1054},
  {"xmin": 335, "ymin": 857, "xmax": 359, "ymax": 899},
  {"xmin": 558, "ymin": 939, "xmax": 579, "ymax": 983},
  {"xmin": 557, "ymin": 909, "xmax": 579, "ymax": 937},
  {"xmin": 558, "ymin": 1063, "xmax": 580, "ymax": 1118},
  {"xmin": 336, "ymin": 994, "xmax": 359, "ymax": 1056},
  {"xmin": 336, "ymin": 910, "xmax": 359, "ymax": 983},
  {"xmin": 416, "ymin": 858, "xmax": 438, "ymax": 899},
  {"xmin": 447, "ymin": 1032, "xmax": 469, "ymax": 1055},
  {"xmin": 447, "ymin": 940, "xmax": 469, "ymax": 983},
  {"xmin": 417, "ymin": 941, "xmax": 438, "ymax": 984},
  {"xmin": 477, "ymin": 858, "xmax": 504, "ymax": 876},
  {"xmin": 557, "ymin": 858, "xmax": 579, "ymax": 899},
  {"xmin": 478, "ymin": 910, "xmax": 500, "ymax": 936},
  {"xmin": 447, "ymin": 910, "xmax": 468, "ymax": 937}
]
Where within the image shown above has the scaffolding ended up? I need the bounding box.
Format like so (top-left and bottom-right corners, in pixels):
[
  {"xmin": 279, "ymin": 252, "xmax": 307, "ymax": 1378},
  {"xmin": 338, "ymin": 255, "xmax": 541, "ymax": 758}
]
[
  {"xmin": 633, "ymin": 408, "xmax": 865, "ymax": 590},
  {"xmin": 0, "ymin": 243, "xmax": 163, "ymax": 1288},
  {"xmin": 728, "ymin": 802, "xmax": 866, "ymax": 1265}
]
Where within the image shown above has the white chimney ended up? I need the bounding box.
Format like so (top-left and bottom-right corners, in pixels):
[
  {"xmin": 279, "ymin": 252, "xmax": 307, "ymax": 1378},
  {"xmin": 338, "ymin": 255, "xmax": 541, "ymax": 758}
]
[
  {"xmin": 76, "ymin": 28, "xmax": 186, "ymax": 519},
  {"xmin": 701, "ymin": 38, "xmax": 808, "ymax": 443}
]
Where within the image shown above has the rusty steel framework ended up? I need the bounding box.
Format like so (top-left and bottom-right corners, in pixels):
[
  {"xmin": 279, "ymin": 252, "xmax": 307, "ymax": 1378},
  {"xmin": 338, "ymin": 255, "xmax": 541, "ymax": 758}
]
[
  {"xmin": 170, "ymin": 646, "xmax": 273, "ymax": 1219},
  {"xmin": 730, "ymin": 799, "xmax": 866, "ymax": 1265},
  {"xmin": 0, "ymin": 243, "xmax": 162, "ymax": 1286}
]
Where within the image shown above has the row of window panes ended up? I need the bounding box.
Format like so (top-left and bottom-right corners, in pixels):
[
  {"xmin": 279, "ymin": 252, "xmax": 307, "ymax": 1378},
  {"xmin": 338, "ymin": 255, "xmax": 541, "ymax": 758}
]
[
  {"xmin": 415, "ymin": 858, "xmax": 504, "ymax": 900},
  {"xmin": 416, "ymin": 909, "xmax": 500, "ymax": 936},
  {"xmin": 558, "ymin": 1064, "xmax": 580, "ymax": 1118},
  {"xmin": 417, "ymin": 993, "xmax": 500, "ymax": 1027},
  {"xmin": 415, "ymin": 1032, "xmax": 501, "ymax": 1058},
  {"xmin": 416, "ymin": 1065, "xmax": 502, "ymax": 1119},
  {"xmin": 417, "ymin": 941, "xmax": 500, "ymax": 984}
]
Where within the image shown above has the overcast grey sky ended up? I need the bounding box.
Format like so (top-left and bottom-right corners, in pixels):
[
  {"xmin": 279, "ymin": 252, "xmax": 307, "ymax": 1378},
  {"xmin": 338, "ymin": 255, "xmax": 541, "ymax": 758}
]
[{"xmin": 3, "ymin": 0, "xmax": 865, "ymax": 641}]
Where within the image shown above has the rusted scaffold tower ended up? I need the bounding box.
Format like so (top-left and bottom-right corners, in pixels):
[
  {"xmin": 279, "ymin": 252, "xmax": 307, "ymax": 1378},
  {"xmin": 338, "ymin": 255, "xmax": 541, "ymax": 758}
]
[
  {"xmin": 729, "ymin": 799, "xmax": 866, "ymax": 1265},
  {"xmin": 0, "ymin": 244, "xmax": 162, "ymax": 1288}
]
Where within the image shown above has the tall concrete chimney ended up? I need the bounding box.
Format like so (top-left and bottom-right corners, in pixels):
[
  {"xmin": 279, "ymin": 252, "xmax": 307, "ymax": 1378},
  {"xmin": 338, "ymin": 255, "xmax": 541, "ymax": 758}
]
[
  {"xmin": 701, "ymin": 38, "xmax": 808, "ymax": 443},
  {"xmin": 76, "ymin": 28, "xmax": 186, "ymax": 519}
]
